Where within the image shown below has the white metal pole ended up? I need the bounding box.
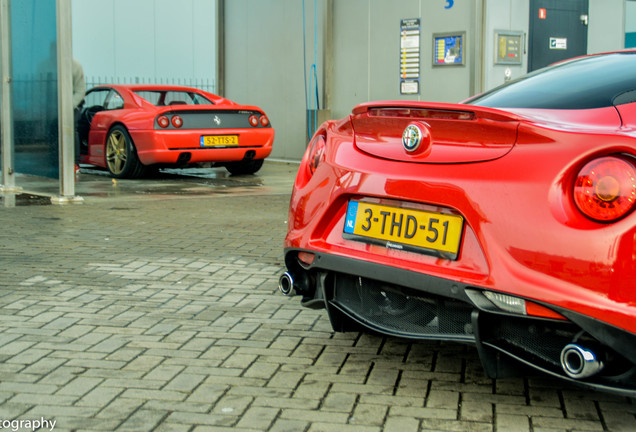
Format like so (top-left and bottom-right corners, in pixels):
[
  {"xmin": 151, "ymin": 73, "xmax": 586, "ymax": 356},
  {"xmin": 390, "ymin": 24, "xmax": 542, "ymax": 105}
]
[
  {"xmin": 1, "ymin": 0, "xmax": 18, "ymax": 202},
  {"xmin": 55, "ymin": 0, "xmax": 79, "ymax": 202}
]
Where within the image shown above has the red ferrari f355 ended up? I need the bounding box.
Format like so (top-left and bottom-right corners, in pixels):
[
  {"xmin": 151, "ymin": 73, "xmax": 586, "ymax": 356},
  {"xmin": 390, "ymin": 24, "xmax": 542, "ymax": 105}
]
[
  {"xmin": 78, "ymin": 84, "xmax": 274, "ymax": 178},
  {"xmin": 280, "ymin": 50, "xmax": 636, "ymax": 396}
]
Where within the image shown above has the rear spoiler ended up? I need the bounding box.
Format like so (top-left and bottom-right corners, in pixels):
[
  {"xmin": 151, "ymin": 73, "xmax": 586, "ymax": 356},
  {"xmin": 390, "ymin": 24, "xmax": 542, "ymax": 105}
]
[{"xmin": 351, "ymin": 100, "xmax": 523, "ymax": 123}]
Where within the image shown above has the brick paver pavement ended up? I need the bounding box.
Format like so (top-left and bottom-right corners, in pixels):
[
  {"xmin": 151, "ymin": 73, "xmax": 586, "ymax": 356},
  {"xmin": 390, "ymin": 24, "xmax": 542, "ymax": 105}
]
[{"xmin": 0, "ymin": 164, "xmax": 635, "ymax": 431}]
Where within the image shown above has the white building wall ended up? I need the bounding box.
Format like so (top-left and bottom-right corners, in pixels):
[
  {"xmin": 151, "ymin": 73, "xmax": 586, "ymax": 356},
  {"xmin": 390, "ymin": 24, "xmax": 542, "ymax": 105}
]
[
  {"xmin": 72, "ymin": 0, "xmax": 630, "ymax": 162},
  {"xmin": 72, "ymin": 0, "xmax": 217, "ymax": 90}
]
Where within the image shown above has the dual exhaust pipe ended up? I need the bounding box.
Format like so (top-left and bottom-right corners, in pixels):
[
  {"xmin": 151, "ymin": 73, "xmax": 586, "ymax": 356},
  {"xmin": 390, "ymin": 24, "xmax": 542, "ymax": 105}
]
[{"xmin": 560, "ymin": 343, "xmax": 604, "ymax": 379}]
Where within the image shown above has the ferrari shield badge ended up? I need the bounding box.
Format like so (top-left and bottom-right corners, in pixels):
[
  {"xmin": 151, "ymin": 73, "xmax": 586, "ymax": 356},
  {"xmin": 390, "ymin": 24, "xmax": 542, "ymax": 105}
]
[{"xmin": 402, "ymin": 124, "xmax": 423, "ymax": 152}]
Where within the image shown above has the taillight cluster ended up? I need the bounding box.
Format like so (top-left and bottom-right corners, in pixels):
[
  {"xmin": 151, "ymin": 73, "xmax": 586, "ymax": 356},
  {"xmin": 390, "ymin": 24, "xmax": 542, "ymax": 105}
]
[
  {"xmin": 307, "ymin": 133, "xmax": 326, "ymax": 175},
  {"xmin": 158, "ymin": 113, "xmax": 269, "ymax": 129},
  {"xmin": 157, "ymin": 115, "xmax": 183, "ymax": 128},
  {"xmin": 574, "ymin": 156, "xmax": 636, "ymax": 222},
  {"xmin": 249, "ymin": 114, "xmax": 270, "ymax": 127}
]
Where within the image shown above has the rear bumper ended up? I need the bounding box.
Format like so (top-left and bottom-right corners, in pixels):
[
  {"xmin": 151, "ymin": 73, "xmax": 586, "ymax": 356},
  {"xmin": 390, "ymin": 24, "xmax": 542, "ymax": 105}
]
[
  {"xmin": 137, "ymin": 146, "xmax": 273, "ymax": 165},
  {"xmin": 129, "ymin": 128, "xmax": 274, "ymax": 165},
  {"xmin": 282, "ymin": 247, "xmax": 636, "ymax": 397}
]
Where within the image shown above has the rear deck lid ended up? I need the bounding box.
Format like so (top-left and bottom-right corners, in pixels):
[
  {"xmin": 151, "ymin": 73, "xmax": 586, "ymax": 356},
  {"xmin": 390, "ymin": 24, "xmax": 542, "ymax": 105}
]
[{"xmin": 351, "ymin": 101, "xmax": 521, "ymax": 163}]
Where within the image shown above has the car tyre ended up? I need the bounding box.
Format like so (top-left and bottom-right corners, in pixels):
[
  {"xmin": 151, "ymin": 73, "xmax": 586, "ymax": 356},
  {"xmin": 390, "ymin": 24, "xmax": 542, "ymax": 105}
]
[
  {"xmin": 105, "ymin": 125, "xmax": 146, "ymax": 179},
  {"xmin": 225, "ymin": 159, "xmax": 264, "ymax": 176}
]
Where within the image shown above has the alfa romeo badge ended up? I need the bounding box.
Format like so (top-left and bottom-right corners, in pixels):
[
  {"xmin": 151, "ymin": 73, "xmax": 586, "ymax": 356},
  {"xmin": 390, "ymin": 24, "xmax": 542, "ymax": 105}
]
[{"xmin": 402, "ymin": 124, "xmax": 422, "ymax": 152}]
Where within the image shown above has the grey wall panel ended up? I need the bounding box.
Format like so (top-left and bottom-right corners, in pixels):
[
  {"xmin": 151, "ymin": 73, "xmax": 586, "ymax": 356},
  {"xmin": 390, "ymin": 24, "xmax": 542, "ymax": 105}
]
[
  {"xmin": 483, "ymin": 0, "xmax": 529, "ymax": 92},
  {"xmin": 629, "ymin": 0, "xmax": 636, "ymax": 34},
  {"xmin": 419, "ymin": 0, "xmax": 475, "ymax": 103},
  {"xmin": 225, "ymin": 0, "xmax": 317, "ymax": 160},
  {"xmin": 332, "ymin": 0, "xmax": 372, "ymax": 120},
  {"xmin": 368, "ymin": 0, "xmax": 420, "ymax": 103},
  {"xmin": 588, "ymin": 0, "xmax": 625, "ymax": 53},
  {"xmin": 332, "ymin": 0, "xmax": 475, "ymax": 120}
]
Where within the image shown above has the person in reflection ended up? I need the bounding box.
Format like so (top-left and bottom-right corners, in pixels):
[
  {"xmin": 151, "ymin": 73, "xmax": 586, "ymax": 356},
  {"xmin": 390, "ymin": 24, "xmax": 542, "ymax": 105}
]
[{"xmin": 73, "ymin": 58, "xmax": 85, "ymax": 174}]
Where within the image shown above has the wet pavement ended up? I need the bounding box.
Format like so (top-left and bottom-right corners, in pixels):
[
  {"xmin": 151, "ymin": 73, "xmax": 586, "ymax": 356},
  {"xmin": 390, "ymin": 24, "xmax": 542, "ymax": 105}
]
[
  {"xmin": 0, "ymin": 161, "xmax": 635, "ymax": 431},
  {"xmin": 4, "ymin": 161, "xmax": 299, "ymax": 204}
]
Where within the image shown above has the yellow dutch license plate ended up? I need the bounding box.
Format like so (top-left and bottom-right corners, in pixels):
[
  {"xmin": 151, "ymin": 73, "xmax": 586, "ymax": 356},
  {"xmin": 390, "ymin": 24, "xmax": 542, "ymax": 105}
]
[
  {"xmin": 200, "ymin": 135, "xmax": 239, "ymax": 147},
  {"xmin": 343, "ymin": 200, "xmax": 464, "ymax": 259}
]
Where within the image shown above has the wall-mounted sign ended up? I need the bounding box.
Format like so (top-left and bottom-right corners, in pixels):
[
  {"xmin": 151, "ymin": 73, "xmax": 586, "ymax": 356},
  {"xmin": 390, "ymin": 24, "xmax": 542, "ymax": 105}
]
[
  {"xmin": 495, "ymin": 31, "xmax": 523, "ymax": 65},
  {"xmin": 400, "ymin": 18, "xmax": 420, "ymax": 95},
  {"xmin": 433, "ymin": 32, "xmax": 465, "ymax": 66},
  {"xmin": 550, "ymin": 37, "xmax": 567, "ymax": 50}
]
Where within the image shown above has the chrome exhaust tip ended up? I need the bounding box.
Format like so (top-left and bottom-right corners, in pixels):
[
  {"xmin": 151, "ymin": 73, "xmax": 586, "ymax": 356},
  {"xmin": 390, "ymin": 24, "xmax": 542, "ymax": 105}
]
[
  {"xmin": 560, "ymin": 343, "xmax": 604, "ymax": 379},
  {"xmin": 278, "ymin": 272, "xmax": 295, "ymax": 296}
]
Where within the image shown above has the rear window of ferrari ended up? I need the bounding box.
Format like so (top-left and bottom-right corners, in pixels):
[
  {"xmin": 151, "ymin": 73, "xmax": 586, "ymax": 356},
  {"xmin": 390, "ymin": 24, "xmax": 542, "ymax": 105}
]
[
  {"xmin": 134, "ymin": 90, "xmax": 213, "ymax": 106},
  {"xmin": 468, "ymin": 52, "xmax": 636, "ymax": 109}
]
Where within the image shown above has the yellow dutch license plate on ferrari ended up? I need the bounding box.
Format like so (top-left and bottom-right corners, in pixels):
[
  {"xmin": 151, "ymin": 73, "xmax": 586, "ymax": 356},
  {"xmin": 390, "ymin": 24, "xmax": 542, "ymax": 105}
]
[
  {"xmin": 200, "ymin": 135, "xmax": 239, "ymax": 147},
  {"xmin": 343, "ymin": 200, "xmax": 464, "ymax": 259}
]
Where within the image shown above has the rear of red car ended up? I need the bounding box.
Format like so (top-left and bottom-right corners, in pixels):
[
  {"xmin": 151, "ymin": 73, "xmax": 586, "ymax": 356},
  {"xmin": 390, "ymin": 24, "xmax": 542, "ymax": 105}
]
[
  {"xmin": 82, "ymin": 85, "xmax": 274, "ymax": 177},
  {"xmin": 131, "ymin": 106, "xmax": 274, "ymax": 166},
  {"xmin": 281, "ymin": 51, "xmax": 636, "ymax": 396}
]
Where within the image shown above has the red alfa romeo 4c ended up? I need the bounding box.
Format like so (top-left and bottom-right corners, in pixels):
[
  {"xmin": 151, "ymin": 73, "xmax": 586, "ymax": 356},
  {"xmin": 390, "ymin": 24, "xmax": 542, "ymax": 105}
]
[{"xmin": 281, "ymin": 50, "xmax": 636, "ymax": 396}]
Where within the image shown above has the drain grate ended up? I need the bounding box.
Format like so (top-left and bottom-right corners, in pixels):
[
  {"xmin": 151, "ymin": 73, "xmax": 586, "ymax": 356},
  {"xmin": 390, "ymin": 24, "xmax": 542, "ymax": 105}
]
[{"xmin": 0, "ymin": 193, "xmax": 51, "ymax": 206}]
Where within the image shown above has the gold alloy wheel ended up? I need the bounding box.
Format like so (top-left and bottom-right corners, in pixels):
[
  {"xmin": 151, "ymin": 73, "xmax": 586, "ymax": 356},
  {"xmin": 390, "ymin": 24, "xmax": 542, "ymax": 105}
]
[{"xmin": 106, "ymin": 129, "xmax": 128, "ymax": 175}]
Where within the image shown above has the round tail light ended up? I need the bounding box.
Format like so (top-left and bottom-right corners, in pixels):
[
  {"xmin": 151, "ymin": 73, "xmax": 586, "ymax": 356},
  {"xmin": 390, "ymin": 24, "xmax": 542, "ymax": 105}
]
[
  {"xmin": 249, "ymin": 114, "xmax": 259, "ymax": 127},
  {"xmin": 171, "ymin": 115, "xmax": 183, "ymax": 128},
  {"xmin": 259, "ymin": 115, "xmax": 270, "ymax": 127},
  {"xmin": 574, "ymin": 156, "xmax": 636, "ymax": 222},
  {"xmin": 157, "ymin": 116, "xmax": 170, "ymax": 128}
]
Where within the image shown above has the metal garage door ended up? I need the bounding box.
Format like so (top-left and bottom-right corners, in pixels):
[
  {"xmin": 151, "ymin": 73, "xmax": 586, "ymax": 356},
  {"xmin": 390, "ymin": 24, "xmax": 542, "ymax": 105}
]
[{"xmin": 528, "ymin": 0, "xmax": 589, "ymax": 71}]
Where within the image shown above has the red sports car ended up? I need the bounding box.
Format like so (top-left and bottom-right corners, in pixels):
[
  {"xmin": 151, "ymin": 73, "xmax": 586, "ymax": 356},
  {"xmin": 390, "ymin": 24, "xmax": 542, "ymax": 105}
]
[
  {"xmin": 78, "ymin": 84, "xmax": 274, "ymax": 178},
  {"xmin": 280, "ymin": 50, "xmax": 636, "ymax": 396}
]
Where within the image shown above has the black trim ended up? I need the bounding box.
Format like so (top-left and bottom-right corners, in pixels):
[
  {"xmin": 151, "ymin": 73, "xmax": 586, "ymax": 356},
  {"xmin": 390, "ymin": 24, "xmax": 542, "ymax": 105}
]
[
  {"xmin": 166, "ymin": 146, "xmax": 262, "ymax": 151},
  {"xmin": 298, "ymin": 249, "xmax": 473, "ymax": 303},
  {"xmin": 331, "ymin": 300, "xmax": 474, "ymax": 342},
  {"xmin": 342, "ymin": 233, "xmax": 458, "ymax": 260}
]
